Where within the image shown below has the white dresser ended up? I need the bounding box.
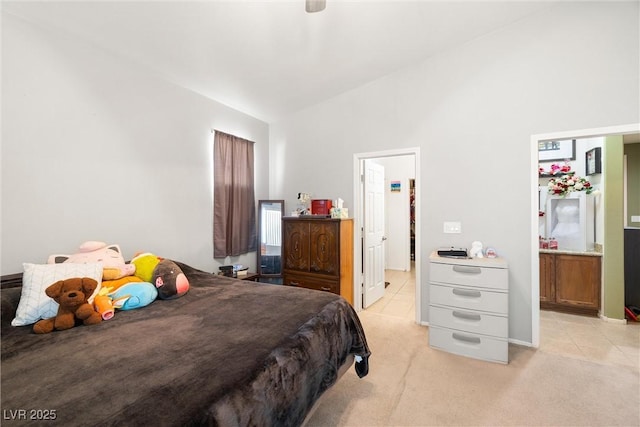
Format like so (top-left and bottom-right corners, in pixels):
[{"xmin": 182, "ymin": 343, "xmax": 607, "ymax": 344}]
[{"xmin": 428, "ymin": 252, "xmax": 509, "ymax": 364}]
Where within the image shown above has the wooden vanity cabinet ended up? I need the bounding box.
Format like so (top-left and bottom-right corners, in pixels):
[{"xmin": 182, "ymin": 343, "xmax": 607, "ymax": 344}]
[
  {"xmin": 539, "ymin": 253, "xmax": 555, "ymax": 303},
  {"xmin": 540, "ymin": 252, "xmax": 601, "ymax": 315},
  {"xmin": 282, "ymin": 217, "xmax": 353, "ymax": 305}
]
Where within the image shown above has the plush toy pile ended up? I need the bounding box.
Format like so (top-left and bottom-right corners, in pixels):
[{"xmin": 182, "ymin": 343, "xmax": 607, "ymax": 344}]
[{"xmin": 36, "ymin": 241, "xmax": 190, "ymax": 332}]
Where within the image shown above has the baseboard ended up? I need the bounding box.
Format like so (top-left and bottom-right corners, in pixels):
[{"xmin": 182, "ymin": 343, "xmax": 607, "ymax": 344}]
[
  {"xmin": 509, "ymin": 338, "xmax": 534, "ymax": 347},
  {"xmin": 598, "ymin": 314, "xmax": 627, "ymax": 325}
]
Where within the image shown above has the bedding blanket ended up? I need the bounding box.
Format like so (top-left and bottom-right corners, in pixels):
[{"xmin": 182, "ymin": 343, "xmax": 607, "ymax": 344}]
[{"xmin": 1, "ymin": 262, "xmax": 370, "ymax": 426}]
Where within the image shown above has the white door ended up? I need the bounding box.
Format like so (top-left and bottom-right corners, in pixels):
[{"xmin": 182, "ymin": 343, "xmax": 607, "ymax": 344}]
[{"xmin": 363, "ymin": 160, "xmax": 386, "ymax": 308}]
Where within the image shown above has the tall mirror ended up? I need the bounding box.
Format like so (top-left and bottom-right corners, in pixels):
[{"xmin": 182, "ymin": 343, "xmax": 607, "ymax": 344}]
[{"xmin": 257, "ymin": 200, "xmax": 284, "ymax": 282}]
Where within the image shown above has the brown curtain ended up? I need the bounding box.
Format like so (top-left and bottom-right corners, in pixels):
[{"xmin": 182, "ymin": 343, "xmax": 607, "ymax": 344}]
[{"xmin": 213, "ymin": 131, "xmax": 257, "ymax": 258}]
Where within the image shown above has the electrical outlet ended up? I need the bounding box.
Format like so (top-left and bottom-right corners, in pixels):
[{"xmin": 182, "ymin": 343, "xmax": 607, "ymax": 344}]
[
  {"xmin": 631, "ymin": 215, "xmax": 640, "ymax": 223},
  {"xmin": 443, "ymin": 221, "xmax": 462, "ymax": 234}
]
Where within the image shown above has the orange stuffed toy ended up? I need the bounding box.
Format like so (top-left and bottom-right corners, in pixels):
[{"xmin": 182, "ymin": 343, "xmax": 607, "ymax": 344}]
[{"xmin": 33, "ymin": 277, "xmax": 103, "ymax": 334}]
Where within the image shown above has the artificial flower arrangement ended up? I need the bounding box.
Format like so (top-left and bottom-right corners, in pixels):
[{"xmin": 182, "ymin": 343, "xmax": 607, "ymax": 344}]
[
  {"xmin": 547, "ymin": 173, "xmax": 593, "ymax": 196},
  {"xmin": 539, "ymin": 162, "xmax": 571, "ymax": 176}
]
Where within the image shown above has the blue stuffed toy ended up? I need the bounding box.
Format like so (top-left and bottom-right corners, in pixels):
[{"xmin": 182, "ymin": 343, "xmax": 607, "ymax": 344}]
[{"xmin": 110, "ymin": 282, "xmax": 158, "ymax": 311}]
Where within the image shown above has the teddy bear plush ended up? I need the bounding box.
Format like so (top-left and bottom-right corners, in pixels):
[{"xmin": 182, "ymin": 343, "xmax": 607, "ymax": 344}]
[{"xmin": 33, "ymin": 277, "xmax": 103, "ymax": 334}]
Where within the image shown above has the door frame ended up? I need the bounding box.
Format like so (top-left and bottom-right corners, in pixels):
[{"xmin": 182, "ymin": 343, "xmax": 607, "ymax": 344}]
[
  {"xmin": 353, "ymin": 147, "xmax": 421, "ymax": 323},
  {"xmin": 530, "ymin": 123, "xmax": 639, "ymax": 348}
]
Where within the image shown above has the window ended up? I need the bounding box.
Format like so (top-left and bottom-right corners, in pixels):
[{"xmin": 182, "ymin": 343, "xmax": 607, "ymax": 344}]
[{"xmin": 213, "ymin": 131, "xmax": 257, "ymax": 258}]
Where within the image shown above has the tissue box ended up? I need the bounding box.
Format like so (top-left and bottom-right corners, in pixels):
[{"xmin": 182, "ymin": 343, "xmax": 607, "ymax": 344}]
[
  {"xmin": 331, "ymin": 208, "xmax": 349, "ymax": 219},
  {"xmin": 311, "ymin": 199, "xmax": 332, "ymax": 215}
]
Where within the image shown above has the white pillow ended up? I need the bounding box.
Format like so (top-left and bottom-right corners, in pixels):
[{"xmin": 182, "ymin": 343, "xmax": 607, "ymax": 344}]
[{"xmin": 12, "ymin": 262, "xmax": 103, "ymax": 327}]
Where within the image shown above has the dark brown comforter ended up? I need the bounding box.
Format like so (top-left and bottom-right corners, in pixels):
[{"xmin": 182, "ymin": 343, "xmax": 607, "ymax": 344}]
[{"xmin": 0, "ymin": 262, "xmax": 370, "ymax": 426}]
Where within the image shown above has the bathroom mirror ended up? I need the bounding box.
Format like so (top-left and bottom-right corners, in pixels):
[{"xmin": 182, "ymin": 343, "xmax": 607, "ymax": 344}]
[{"xmin": 257, "ymin": 200, "xmax": 284, "ymax": 279}]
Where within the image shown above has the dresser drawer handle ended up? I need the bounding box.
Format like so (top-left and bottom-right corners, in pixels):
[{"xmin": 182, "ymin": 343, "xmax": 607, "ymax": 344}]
[
  {"xmin": 452, "ymin": 288, "xmax": 482, "ymax": 298},
  {"xmin": 452, "ymin": 311, "xmax": 481, "ymax": 321},
  {"xmin": 320, "ymin": 286, "xmax": 331, "ymax": 291},
  {"xmin": 452, "ymin": 332, "xmax": 481, "ymax": 345},
  {"xmin": 290, "ymin": 281, "xmax": 300, "ymax": 287},
  {"xmin": 453, "ymin": 265, "xmax": 482, "ymax": 274}
]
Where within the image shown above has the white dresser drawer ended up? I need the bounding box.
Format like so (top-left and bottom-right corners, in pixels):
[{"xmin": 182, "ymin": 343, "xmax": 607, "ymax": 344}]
[
  {"xmin": 430, "ymin": 283, "xmax": 508, "ymax": 315},
  {"xmin": 429, "ymin": 304, "xmax": 508, "ymax": 337},
  {"xmin": 429, "ymin": 325, "xmax": 508, "ymax": 364},
  {"xmin": 430, "ymin": 262, "xmax": 508, "ymax": 290}
]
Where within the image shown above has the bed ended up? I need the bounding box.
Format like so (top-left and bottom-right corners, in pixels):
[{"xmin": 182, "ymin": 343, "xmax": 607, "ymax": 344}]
[{"xmin": 0, "ymin": 261, "xmax": 370, "ymax": 426}]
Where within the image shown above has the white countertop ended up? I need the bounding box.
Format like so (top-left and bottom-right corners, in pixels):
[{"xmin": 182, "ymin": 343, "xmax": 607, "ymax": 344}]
[{"xmin": 539, "ymin": 249, "xmax": 602, "ymax": 257}]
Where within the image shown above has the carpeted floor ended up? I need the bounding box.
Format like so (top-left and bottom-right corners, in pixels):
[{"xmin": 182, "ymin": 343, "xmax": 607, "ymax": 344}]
[{"xmin": 305, "ymin": 311, "xmax": 640, "ymax": 426}]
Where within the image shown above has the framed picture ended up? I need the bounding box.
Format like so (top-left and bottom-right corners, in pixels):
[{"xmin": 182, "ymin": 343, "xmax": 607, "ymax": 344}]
[
  {"xmin": 585, "ymin": 147, "xmax": 602, "ymax": 175},
  {"xmin": 538, "ymin": 139, "xmax": 576, "ymax": 162}
]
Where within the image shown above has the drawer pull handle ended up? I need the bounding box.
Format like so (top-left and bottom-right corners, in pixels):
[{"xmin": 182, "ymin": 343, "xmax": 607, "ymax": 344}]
[
  {"xmin": 320, "ymin": 286, "xmax": 331, "ymax": 291},
  {"xmin": 452, "ymin": 332, "xmax": 481, "ymax": 345},
  {"xmin": 452, "ymin": 288, "xmax": 482, "ymax": 298},
  {"xmin": 452, "ymin": 311, "xmax": 481, "ymax": 321},
  {"xmin": 290, "ymin": 281, "xmax": 300, "ymax": 287},
  {"xmin": 453, "ymin": 265, "xmax": 482, "ymax": 275}
]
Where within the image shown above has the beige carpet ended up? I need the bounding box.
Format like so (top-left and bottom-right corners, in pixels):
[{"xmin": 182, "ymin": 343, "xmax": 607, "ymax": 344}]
[{"xmin": 305, "ymin": 311, "xmax": 640, "ymax": 426}]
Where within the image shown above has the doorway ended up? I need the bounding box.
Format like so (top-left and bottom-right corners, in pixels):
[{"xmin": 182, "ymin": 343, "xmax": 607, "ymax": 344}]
[
  {"xmin": 353, "ymin": 147, "xmax": 422, "ymax": 324},
  {"xmin": 530, "ymin": 124, "xmax": 640, "ymax": 348}
]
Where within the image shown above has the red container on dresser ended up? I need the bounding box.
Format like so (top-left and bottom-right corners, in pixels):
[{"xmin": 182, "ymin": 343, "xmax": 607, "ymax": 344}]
[{"xmin": 311, "ymin": 199, "xmax": 332, "ymax": 215}]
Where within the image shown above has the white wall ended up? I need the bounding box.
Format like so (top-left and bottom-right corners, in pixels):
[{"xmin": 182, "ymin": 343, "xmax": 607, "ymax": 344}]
[
  {"xmin": 269, "ymin": 2, "xmax": 640, "ymax": 344},
  {"xmin": 1, "ymin": 12, "xmax": 269, "ymax": 274}
]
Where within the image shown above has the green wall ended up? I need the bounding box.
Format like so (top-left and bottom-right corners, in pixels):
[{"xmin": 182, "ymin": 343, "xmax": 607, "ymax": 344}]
[
  {"xmin": 603, "ymin": 136, "xmax": 625, "ymax": 319},
  {"xmin": 624, "ymin": 143, "xmax": 640, "ymax": 226}
]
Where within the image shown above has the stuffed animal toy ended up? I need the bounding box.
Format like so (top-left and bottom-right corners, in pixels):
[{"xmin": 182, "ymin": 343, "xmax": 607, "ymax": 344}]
[
  {"xmin": 470, "ymin": 241, "xmax": 484, "ymax": 258},
  {"xmin": 101, "ymin": 275, "xmax": 143, "ymax": 293},
  {"xmin": 94, "ymin": 276, "xmax": 145, "ymax": 319},
  {"xmin": 132, "ymin": 253, "xmax": 189, "ymax": 300},
  {"xmin": 33, "ymin": 277, "xmax": 103, "ymax": 334},
  {"xmin": 94, "ymin": 288, "xmax": 116, "ymax": 320},
  {"xmin": 152, "ymin": 260, "xmax": 190, "ymax": 300},
  {"xmin": 93, "ymin": 282, "xmax": 158, "ymax": 319},
  {"xmin": 48, "ymin": 241, "xmax": 135, "ymax": 280},
  {"xmin": 130, "ymin": 252, "xmax": 162, "ymax": 282},
  {"xmin": 110, "ymin": 282, "xmax": 158, "ymax": 310}
]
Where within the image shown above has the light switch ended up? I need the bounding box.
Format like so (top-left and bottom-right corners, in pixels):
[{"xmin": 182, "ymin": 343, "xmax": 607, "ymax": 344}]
[
  {"xmin": 443, "ymin": 221, "xmax": 462, "ymax": 233},
  {"xmin": 631, "ymin": 215, "xmax": 640, "ymax": 223}
]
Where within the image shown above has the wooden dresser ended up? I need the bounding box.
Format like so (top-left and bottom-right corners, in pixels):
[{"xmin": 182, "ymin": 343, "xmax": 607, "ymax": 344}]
[{"xmin": 282, "ymin": 217, "xmax": 353, "ymax": 305}]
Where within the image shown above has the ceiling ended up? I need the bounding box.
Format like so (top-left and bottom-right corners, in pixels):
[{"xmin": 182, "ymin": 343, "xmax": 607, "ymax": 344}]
[{"xmin": 3, "ymin": 1, "xmax": 559, "ymax": 123}]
